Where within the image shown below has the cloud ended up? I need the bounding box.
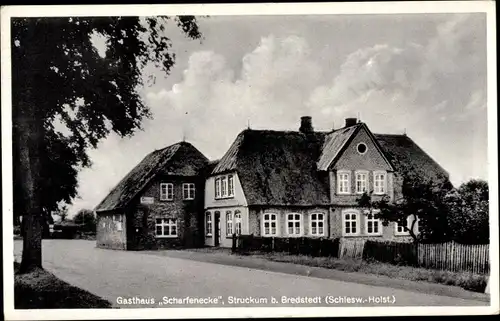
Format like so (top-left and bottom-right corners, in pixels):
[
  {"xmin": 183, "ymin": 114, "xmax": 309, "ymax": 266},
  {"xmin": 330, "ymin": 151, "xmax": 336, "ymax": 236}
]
[{"xmin": 68, "ymin": 14, "xmax": 487, "ymax": 214}]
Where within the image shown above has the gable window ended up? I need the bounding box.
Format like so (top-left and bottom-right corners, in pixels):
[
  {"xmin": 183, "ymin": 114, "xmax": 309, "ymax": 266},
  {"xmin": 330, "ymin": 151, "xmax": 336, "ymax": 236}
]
[
  {"xmin": 355, "ymin": 171, "xmax": 368, "ymax": 194},
  {"xmin": 365, "ymin": 211, "xmax": 381, "ymax": 235},
  {"xmin": 215, "ymin": 174, "xmax": 235, "ymax": 199},
  {"xmin": 215, "ymin": 178, "xmax": 221, "ymax": 199},
  {"xmin": 234, "ymin": 210, "xmax": 242, "ymax": 235},
  {"xmin": 373, "ymin": 171, "xmax": 387, "ymax": 195},
  {"xmin": 395, "ymin": 215, "xmax": 419, "ymax": 236},
  {"xmin": 287, "ymin": 213, "xmax": 302, "ymax": 236},
  {"xmin": 357, "ymin": 143, "xmax": 367, "ymax": 154},
  {"xmin": 337, "ymin": 171, "xmax": 351, "ymax": 194},
  {"xmin": 310, "ymin": 213, "xmax": 325, "ymax": 236},
  {"xmin": 343, "ymin": 211, "xmax": 359, "ymax": 236},
  {"xmin": 205, "ymin": 212, "xmax": 212, "ymax": 236},
  {"xmin": 155, "ymin": 218, "xmax": 177, "ymax": 237},
  {"xmin": 183, "ymin": 183, "xmax": 195, "ymax": 200},
  {"xmin": 262, "ymin": 213, "xmax": 278, "ymax": 237},
  {"xmin": 160, "ymin": 183, "xmax": 173, "ymax": 201},
  {"xmin": 226, "ymin": 211, "xmax": 233, "ymax": 236}
]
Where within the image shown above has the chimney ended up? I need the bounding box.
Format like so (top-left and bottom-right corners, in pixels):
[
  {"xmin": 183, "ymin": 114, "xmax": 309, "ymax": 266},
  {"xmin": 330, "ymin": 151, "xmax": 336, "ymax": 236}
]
[
  {"xmin": 299, "ymin": 116, "xmax": 313, "ymax": 133},
  {"xmin": 345, "ymin": 117, "xmax": 357, "ymax": 127}
]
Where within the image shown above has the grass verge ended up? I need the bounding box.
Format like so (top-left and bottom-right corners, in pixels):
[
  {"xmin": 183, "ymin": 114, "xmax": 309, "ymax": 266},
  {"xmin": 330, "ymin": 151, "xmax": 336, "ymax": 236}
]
[
  {"xmin": 261, "ymin": 253, "xmax": 487, "ymax": 293},
  {"xmin": 14, "ymin": 261, "xmax": 113, "ymax": 309}
]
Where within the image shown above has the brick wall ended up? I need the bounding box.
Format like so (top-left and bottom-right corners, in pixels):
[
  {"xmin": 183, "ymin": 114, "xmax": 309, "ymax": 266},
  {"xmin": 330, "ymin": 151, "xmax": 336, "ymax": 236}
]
[
  {"xmin": 125, "ymin": 175, "xmax": 205, "ymax": 250},
  {"xmin": 96, "ymin": 212, "xmax": 126, "ymax": 250}
]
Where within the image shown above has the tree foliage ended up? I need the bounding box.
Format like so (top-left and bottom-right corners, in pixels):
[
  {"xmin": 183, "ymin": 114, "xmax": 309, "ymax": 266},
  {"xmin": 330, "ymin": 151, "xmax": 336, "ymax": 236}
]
[
  {"xmin": 73, "ymin": 209, "xmax": 97, "ymax": 233},
  {"xmin": 358, "ymin": 157, "xmax": 453, "ymax": 243},
  {"xmin": 445, "ymin": 179, "xmax": 489, "ymax": 244},
  {"xmin": 12, "ymin": 16, "xmax": 201, "ymax": 272}
]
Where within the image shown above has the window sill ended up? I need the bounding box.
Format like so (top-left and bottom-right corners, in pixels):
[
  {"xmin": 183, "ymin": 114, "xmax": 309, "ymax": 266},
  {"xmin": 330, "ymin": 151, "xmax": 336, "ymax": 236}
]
[
  {"xmin": 364, "ymin": 234, "xmax": 383, "ymax": 237},
  {"xmin": 215, "ymin": 196, "xmax": 235, "ymax": 200},
  {"xmin": 342, "ymin": 234, "xmax": 362, "ymax": 237},
  {"xmin": 156, "ymin": 236, "xmax": 178, "ymax": 239},
  {"xmin": 262, "ymin": 235, "xmax": 279, "ymax": 238},
  {"xmin": 206, "ymin": 234, "xmax": 213, "ymax": 238},
  {"xmin": 337, "ymin": 192, "xmax": 351, "ymax": 195}
]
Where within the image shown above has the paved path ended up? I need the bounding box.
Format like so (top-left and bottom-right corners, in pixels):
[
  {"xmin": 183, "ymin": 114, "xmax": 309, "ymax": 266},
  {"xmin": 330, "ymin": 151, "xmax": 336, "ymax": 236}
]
[{"xmin": 14, "ymin": 240, "xmax": 487, "ymax": 308}]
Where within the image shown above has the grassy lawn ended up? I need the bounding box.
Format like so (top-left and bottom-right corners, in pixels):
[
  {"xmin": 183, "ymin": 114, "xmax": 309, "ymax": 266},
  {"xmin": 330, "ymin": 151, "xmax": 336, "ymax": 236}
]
[
  {"xmin": 14, "ymin": 261, "xmax": 113, "ymax": 309},
  {"xmin": 260, "ymin": 252, "xmax": 488, "ymax": 293}
]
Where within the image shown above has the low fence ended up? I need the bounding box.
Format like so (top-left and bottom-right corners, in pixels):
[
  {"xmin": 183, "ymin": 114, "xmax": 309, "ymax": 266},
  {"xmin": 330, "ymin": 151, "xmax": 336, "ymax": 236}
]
[{"xmin": 233, "ymin": 235, "xmax": 490, "ymax": 274}]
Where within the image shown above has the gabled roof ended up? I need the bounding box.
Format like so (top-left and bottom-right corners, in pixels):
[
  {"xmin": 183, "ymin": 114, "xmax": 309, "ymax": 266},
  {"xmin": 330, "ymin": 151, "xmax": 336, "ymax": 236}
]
[
  {"xmin": 374, "ymin": 134, "xmax": 449, "ymax": 181},
  {"xmin": 213, "ymin": 130, "xmax": 331, "ymax": 206},
  {"xmin": 317, "ymin": 122, "xmax": 394, "ymax": 171},
  {"xmin": 95, "ymin": 142, "xmax": 208, "ymax": 212}
]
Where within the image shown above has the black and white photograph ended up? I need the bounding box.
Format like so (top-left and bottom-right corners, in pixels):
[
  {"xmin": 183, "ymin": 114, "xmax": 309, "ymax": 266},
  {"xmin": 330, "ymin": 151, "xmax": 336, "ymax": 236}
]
[{"xmin": 2, "ymin": 2, "xmax": 498, "ymax": 319}]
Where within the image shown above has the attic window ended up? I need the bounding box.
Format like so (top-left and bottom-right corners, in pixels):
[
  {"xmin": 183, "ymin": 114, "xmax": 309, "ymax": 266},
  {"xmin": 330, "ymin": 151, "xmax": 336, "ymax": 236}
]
[{"xmin": 357, "ymin": 143, "xmax": 367, "ymax": 154}]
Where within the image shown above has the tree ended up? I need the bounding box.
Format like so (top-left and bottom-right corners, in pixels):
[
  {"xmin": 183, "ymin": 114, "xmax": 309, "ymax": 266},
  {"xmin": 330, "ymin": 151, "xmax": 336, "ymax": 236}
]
[
  {"xmin": 12, "ymin": 16, "xmax": 201, "ymax": 272},
  {"xmin": 358, "ymin": 165, "xmax": 453, "ymax": 243},
  {"xmin": 445, "ymin": 179, "xmax": 489, "ymax": 244},
  {"xmin": 73, "ymin": 209, "xmax": 97, "ymax": 233}
]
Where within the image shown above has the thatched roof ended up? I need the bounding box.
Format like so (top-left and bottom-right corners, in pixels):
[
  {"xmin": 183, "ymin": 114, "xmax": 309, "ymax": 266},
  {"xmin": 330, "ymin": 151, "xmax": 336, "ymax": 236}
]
[
  {"xmin": 95, "ymin": 142, "xmax": 208, "ymax": 212},
  {"xmin": 213, "ymin": 124, "xmax": 449, "ymax": 206},
  {"xmin": 213, "ymin": 130, "xmax": 331, "ymax": 206},
  {"xmin": 374, "ymin": 134, "xmax": 449, "ymax": 182}
]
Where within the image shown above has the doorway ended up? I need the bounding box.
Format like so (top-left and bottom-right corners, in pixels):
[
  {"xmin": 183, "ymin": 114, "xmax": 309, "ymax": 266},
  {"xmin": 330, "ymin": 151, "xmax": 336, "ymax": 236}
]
[{"xmin": 214, "ymin": 211, "xmax": 221, "ymax": 246}]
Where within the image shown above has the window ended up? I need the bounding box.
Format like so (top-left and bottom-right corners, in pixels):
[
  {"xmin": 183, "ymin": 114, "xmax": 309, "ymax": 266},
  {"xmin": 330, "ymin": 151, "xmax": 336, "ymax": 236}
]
[
  {"xmin": 215, "ymin": 174, "xmax": 236, "ymax": 199},
  {"xmin": 215, "ymin": 178, "xmax": 221, "ymax": 199},
  {"xmin": 262, "ymin": 213, "xmax": 278, "ymax": 237},
  {"xmin": 155, "ymin": 218, "xmax": 177, "ymax": 237},
  {"xmin": 357, "ymin": 143, "xmax": 367, "ymax": 154},
  {"xmin": 286, "ymin": 213, "xmax": 302, "ymax": 236},
  {"xmin": 160, "ymin": 183, "xmax": 173, "ymax": 201},
  {"xmin": 310, "ymin": 213, "xmax": 325, "ymax": 236},
  {"xmin": 114, "ymin": 214, "xmax": 123, "ymax": 231},
  {"xmin": 355, "ymin": 171, "xmax": 368, "ymax": 194},
  {"xmin": 337, "ymin": 171, "xmax": 351, "ymax": 194},
  {"xmin": 228, "ymin": 175, "xmax": 234, "ymax": 197},
  {"xmin": 365, "ymin": 211, "xmax": 381, "ymax": 235},
  {"xmin": 395, "ymin": 215, "xmax": 419, "ymax": 236},
  {"xmin": 234, "ymin": 210, "xmax": 242, "ymax": 235},
  {"xmin": 183, "ymin": 183, "xmax": 195, "ymax": 200},
  {"xmin": 205, "ymin": 212, "xmax": 212, "ymax": 236},
  {"xmin": 343, "ymin": 211, "xmax": 359, "ymax": 236},
  {"xmin": 373, "ymin": 171, "xmax": 387, "ymax": 195},
  {"xmin": 226, "ymin": 211, "xmax": 233, "ymax": 236}
]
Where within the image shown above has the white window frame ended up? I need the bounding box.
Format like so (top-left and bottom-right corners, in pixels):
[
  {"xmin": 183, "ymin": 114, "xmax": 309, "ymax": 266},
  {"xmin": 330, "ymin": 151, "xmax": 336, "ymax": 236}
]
[
  {"xmin": 373, "ymin": 171, "xmax": 387, "ymax": 195},
  {"xmin": 286, "ymin": 213, "xmax": 303, "ymax": 237},
  {"xmin": 337, "ymin": 170, "xmax": 351, "ymax": 194},
  {"xmin": 215, "ymin": 178, "xmax": 221, "ymax": 199},
  {"xmin": 228, "ymin": 175, "xmax": 235, "ymax": 197},
  {"xmin": 155, "ymin": 218, "xmax": 178, "ymax": 238},
  {"xmin": 205, "ymin": 212, "xmax": 212, "ymax": 236},
  {"xmin": 262, "ymin": 213, "xmax": 279, "ymax": 237},
  {"xmin": 215, "ymin": 174, "xmax": 236, "ymax": 199},
  {"xmin": 342, "ymin": 210, "xmax": 360, "ymax": 236},
  {"xmin": 226, "ymin": 211, "xmax": 233, "ymax": 236},
  {"xmin": 309, "ymin": 213, "xmax": 325, "ymax": 237},
  {"xmin": 364, "ymin": 210, "xmax": 382, "ymax": 236},
  {"xmin": 355, "ymin": 170, "xmax": 369, "ymax": 194},
  {"xmin": 160, "ymin": 183, "xmax": 174, "ymax": 201},
  {"xmin": 234, "ymin": 210, "xmax": 242, "ymax": 235},
  {"xmin": 183, "ymin": 183, "xmax": 195, "ymax": 200},
  {"xmin": 395, "ymin": 215, "xmax": 419, "ymax": 236}
]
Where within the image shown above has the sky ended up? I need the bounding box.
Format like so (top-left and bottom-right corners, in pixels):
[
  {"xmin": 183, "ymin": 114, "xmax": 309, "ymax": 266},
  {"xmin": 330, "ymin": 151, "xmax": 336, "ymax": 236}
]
[{"xmin": 67, "ymin": 13, "xmax": 488, "ymax": 215}]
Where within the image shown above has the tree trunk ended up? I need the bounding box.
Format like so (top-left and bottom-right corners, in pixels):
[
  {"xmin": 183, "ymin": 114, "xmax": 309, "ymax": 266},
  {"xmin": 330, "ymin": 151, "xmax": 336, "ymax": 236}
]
[{"xmin": 15, "ymin": 88, "xmax": 44, "ymax": 273}]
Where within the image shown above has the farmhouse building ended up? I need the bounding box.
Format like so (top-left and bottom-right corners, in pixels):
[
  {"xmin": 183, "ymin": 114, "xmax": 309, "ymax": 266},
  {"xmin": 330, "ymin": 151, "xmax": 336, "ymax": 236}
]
[
  {"xmin": 95, "ymin": 142, "xmax": 209, "ymax": 250},
  {"xmin": 204, "ymin": 116, "xmax": 450, "ymax": 247}
]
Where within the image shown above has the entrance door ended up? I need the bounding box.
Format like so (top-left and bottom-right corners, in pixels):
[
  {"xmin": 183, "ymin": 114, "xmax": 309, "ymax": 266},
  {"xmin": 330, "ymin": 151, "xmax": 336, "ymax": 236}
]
[{"xmin": 214, "ymin": 211, "xmax": 221, "ymax": 246}]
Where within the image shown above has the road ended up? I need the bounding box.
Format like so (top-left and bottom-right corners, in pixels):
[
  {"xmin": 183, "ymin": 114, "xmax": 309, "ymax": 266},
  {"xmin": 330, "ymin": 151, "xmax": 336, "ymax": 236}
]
[{"xmin": 13, "ymin": 240, "xmax": 486, "ymax": 308}]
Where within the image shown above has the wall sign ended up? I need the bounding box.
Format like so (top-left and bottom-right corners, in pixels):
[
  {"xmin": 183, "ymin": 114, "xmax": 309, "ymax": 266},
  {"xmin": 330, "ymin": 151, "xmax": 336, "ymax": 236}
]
[{"xmin": 140, "ymin": 197, "xmax": 154, "ymax": 204}]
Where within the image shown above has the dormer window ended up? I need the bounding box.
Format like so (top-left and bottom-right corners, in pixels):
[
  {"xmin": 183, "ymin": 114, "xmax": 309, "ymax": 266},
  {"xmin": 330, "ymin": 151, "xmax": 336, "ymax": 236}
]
[{"xmin": 215, "ymin": 174, "xmax": 235, "ymax": 199}]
